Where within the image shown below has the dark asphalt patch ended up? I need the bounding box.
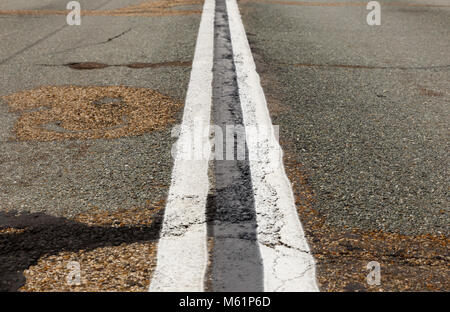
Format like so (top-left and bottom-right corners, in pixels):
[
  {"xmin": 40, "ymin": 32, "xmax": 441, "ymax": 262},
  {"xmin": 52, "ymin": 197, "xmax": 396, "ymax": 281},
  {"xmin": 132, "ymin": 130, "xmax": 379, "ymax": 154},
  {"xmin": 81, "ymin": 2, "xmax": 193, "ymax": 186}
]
[
  {"xmin": 205, "ymin": 0, "xmax": 263, "ymax": 292},
  {"xmin": 66, "ymin": 62, "xmax": 110, "ymax": 70},
  {"xmin": 49, "ymin": 61, "xmax": 192, "ymax": 70}
]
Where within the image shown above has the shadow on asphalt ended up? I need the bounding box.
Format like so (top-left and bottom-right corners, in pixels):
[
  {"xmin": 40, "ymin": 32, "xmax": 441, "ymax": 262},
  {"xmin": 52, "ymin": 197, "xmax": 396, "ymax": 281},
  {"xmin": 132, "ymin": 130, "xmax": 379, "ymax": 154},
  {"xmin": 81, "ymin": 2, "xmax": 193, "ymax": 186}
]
[{"xmin": 0, "ymin": 210, "xmax": 163, "ymax": 291}]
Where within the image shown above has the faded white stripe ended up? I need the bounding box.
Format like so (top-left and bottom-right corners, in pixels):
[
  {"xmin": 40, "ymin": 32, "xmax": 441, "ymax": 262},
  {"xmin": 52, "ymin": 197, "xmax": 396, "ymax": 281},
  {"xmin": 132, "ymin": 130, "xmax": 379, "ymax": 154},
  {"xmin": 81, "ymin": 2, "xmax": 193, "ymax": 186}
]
[
  {"xmin": 226, "ymin": 0, "xmax": 319, "ymax": 291},
  {"xmin": 148, "ymin": 0, "xmax": 215, "ymax": 292}
]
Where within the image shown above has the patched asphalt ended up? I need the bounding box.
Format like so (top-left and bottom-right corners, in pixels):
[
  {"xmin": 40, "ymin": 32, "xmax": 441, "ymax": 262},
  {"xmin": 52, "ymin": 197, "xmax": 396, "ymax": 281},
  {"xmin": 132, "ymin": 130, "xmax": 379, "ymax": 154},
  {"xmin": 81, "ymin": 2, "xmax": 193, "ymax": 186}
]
[
  {"xmin": 0, "ymin": 0, "xmax": 201, "ymax": 291},
  {"xmin": 0, "ymin": 0, "xmax": 448, "ymax": 292},
  {"xmin": 206, "ymin": 0, "xmax": 263, "ymax": 291}
]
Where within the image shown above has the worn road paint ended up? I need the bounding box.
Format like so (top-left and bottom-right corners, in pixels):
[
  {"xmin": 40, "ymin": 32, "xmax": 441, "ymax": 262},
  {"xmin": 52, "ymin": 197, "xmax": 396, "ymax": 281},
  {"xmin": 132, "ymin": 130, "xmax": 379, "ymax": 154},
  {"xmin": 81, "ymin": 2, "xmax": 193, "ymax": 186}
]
[
  {"xmin": 148, "ymin": 0, "xmax": 215, "ymax": 292},
  {"xmin": 226, "ymin": 0, "xmax": 319, "ymax": 291}
]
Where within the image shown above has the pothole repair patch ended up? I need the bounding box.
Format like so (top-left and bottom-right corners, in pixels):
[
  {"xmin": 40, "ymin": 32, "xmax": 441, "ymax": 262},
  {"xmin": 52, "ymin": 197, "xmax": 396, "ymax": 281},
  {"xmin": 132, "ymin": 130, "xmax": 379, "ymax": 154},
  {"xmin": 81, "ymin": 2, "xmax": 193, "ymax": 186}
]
[{"xmin": 2, "ymin": 86, "xmax": 182, "ymax": 141}]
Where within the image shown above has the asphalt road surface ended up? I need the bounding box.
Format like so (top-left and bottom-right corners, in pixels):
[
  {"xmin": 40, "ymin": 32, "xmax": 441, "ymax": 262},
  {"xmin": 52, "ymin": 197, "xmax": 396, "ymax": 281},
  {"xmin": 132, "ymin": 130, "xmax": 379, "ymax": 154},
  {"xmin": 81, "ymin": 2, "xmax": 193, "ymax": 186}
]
[
  {"xmin": 0, "ymin": 0, "xmax": 200, "ymax": 291},
  {"xmin": 238, "ymin": 0, "xmax": 449, "ymax": 291},
  {"xmin": 0, "ymin": 0, "xmax": 448, "ymax": 292}
]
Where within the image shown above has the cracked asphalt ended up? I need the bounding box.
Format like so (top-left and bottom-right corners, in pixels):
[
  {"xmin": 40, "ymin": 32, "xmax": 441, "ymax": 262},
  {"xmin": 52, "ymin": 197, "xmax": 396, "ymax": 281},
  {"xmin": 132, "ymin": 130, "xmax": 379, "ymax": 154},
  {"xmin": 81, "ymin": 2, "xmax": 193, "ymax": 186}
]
[
  {"xmin": 0, "ymin": 0, "xmax": 200, "ymax": 291},
  {"xmin": 0, "ymin": 0, "xmax": 448, "ymax": 293},
  {"xmin": 239, "ymin": 0, "xmax": 449, "ymax": 291}
]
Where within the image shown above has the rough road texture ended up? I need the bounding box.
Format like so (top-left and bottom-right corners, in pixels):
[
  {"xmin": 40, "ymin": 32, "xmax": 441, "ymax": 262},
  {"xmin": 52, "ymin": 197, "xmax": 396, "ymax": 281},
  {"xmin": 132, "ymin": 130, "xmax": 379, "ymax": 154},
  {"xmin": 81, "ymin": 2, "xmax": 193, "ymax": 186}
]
[
  {"xmin": 206, "ymin": 0, "xmax": 263, "ymax": 291},
  {"xmin": 0, "ymin": 0, "xmax": 200, "ymax": 291},
  {"xmin": 239, "ymin": 0, "xmax": 449, "ymax": 291}
]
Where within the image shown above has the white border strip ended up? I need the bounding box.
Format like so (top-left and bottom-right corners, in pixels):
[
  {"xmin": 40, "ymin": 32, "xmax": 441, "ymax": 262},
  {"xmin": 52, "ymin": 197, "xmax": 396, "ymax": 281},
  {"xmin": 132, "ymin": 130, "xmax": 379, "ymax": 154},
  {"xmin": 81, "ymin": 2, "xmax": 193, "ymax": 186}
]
[
  {"xmin": 148, "ymin": 0, "xmax": 215, "ymax": 292},
  {"xmin": 226, "ymin": 0, "xmax": 319, "ymax": 291}
]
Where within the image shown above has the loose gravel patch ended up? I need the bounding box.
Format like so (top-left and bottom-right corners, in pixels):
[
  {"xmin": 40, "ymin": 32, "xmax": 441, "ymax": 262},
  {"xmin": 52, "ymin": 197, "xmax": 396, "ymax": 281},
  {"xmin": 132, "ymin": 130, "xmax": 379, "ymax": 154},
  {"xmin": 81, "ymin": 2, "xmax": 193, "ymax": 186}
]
[
  {"xmin": 283, "ymin": 155, "xmax": 449, "ymax": 292},
  {"xmin": 1, "ymin": 202, "xmax": 164, "ymax": 292},
  {"xmin": 20, "ymin": 242, "xmax": 158, "ymax": 292},
  {"xmin": 2, "ymin": 85, "xmax": 182, "ymax": 141},
  {"xmin": 20, "ymin": 242, "xmax": 156, "ymax": 292},
  {"xmin": 0, "ymin": 84, "xmax": 180, "ymax": 291}
]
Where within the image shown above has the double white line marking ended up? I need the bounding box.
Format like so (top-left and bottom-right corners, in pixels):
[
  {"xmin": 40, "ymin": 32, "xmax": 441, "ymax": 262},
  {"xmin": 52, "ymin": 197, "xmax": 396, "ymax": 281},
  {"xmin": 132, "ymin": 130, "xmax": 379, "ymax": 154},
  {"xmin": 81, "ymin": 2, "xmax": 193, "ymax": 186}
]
[{"xmin": 149, "ymin": 0, "xmax": 318, "ymax": 292}]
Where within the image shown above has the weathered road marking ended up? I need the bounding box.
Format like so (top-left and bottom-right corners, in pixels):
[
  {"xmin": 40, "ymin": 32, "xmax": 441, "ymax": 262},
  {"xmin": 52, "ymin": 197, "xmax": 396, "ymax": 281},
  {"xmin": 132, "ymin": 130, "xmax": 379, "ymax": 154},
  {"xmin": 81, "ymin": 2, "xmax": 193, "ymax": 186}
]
[
  {"xmin": 150, "ymin": 0, "xmax": 318, "ymax": 291},
  {"xmin": 226, "ymin": 0, "xmax": 319, "ymax": 291},
  {"xmin": 148, "ymin": 0, "xmax": 215, "ymax": 292}
]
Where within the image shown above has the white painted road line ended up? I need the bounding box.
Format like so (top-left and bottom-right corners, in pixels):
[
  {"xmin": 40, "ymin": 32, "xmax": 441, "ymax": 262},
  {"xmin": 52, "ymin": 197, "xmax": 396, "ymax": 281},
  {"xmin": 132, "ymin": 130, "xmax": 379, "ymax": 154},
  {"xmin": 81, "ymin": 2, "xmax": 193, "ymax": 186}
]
[
  {"xmin": 148, "ymin": 0, "xmax": 215, "ymax": 292},
  {"xmin": 226, "ymin": 0, "xmax": 319, "ymax": 291}
]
